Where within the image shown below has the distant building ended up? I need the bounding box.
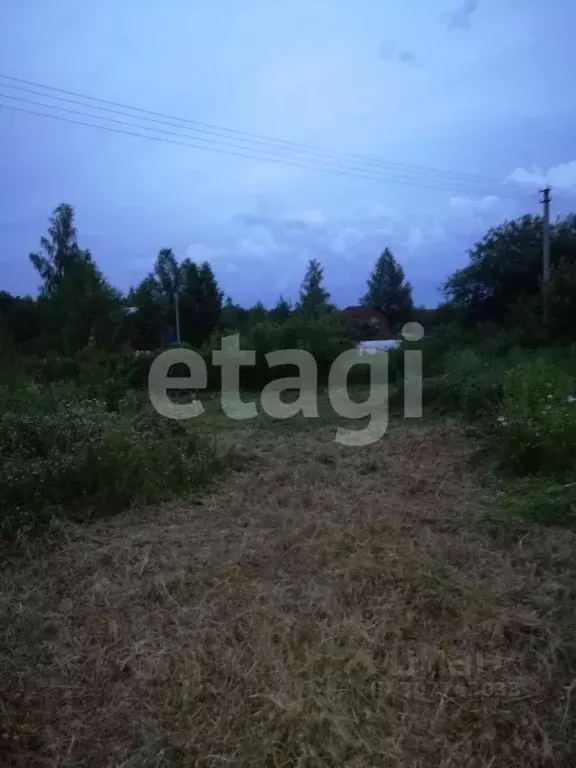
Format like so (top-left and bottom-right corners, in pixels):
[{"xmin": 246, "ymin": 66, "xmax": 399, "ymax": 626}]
[{"xmin": 342, "ymin": 305, "xmax": 394, "ymax": 340}]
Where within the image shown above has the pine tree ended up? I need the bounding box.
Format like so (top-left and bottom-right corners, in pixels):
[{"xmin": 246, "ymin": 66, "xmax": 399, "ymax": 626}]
[
  {"xmin": 178, "ymin": 259, "xmax": 223, "ymax": 346},
  {"xmin": 197, "ymin": 261, "xmax": 223, "ymax": 342},
  {"xmin": 298, "ymin": 259, "xmax": 332, "ymax": 317},
  {"xmin": 362, "ymin": 248, "xmax": 413, "ymax": 323}
]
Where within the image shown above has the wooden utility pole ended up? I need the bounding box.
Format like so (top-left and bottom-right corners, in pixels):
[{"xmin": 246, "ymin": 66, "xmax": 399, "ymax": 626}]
[
  {"xmin": 540, "ymin": 186, "xmax": 551, "ymax": 324},
  {"xmin": 174, "ymin": 292, "xmax": 181, "ymax": 344}
]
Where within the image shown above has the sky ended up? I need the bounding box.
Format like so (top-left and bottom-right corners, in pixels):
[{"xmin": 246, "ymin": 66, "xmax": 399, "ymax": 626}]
[{"xmin": 1, "ymin": 0, "xmax": 575, "ymax": 308}]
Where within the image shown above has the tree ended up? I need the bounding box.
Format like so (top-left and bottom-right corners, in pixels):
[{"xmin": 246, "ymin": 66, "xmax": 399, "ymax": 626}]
[
  {"xmin": 0, "ymin": 292, "xmax": 42, "ymax": 352},
  {"xmin": 248, "ymin": 301, "xmax": 268, "ymax": 325},
  {"xmin": 179, "ymin": 259, "xmax": 223, "ymax": 346},
  {"xmin": 298, "ymin": 259, "xmax": 332, "ymax": 317},
  {"xmin": 146, "ymin": 248, "xmax": 181, "ymax": 341},
  {"xmin": 443, "ymin": 213, "xmax": 576, "ymax": 328},
  {"xmin": 220, "ymin": 296, "xmax": 249, "ymax": 333},
  {"xmin": 362, "ymin": 247, "xmax": 413, "ymax": 324},
  {"xmin": 152, "ymin": 248, "xmax": 180, "ymax": 300},
  {"xmin": 29, "ymin": 203, "xmax": 121, "ymax": 353},
  {"xmin": 198, "ymin": 261, "xmax": 223, "ymax": 341},
  {"xmin": 270, "ymin": 296, "xmax": 292, "ymax": 322},
  {"xmin": 127, "ymin": 276, "xmax": 167, "ymax": 349},
  {"xmin": 29, "ymin": 203, "xmax": 82, "ymax": 297},
  {"xmin": 178, "ymin": 258, "xmax": 202, "ymax": 345}
]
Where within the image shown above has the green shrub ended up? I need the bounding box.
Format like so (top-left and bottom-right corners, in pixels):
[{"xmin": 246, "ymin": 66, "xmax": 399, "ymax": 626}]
[
  {"xmin": 495, "ymin": 359, "xmax": 576, "ymax": 475},
  {"xmin": 200, "ymin": 314, "xmax": 357, "ymax": 391},
  {"xmin": 419, "ymin": 348, "xmax": 506, "ymax": 420},
  {"xmin": 0, "ymin": 384, "xmax": 216, "ymax": 540}
]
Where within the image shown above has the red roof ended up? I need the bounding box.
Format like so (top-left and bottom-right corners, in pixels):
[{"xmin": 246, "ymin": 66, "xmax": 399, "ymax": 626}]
[{"xmin": 344, "ymin": 305, "xmax": 388, "ymax": 321}]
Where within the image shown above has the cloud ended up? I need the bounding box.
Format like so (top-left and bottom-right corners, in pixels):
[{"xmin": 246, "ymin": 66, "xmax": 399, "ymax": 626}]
[
  {"xmin": 184, "ymin": 243, "xmax": 215, "ymax": 262},
  {"xmin": 405, "ymin": 227, "xmax": 425, "ymax": 251},
  {"xmin": 365, "ymin": 204, "xmax": 400, "ymax": 221},
  {"xmin": 506, "ymin": 161, "xmax": 576, "ymax": 191},
  {"xmin": 378, "ymin": 40, "xmax": 419, "ymax": 67},
  {"xmin": 444, "ymin": 0, "xmax": 479, "ymax": 30},
  {"xmin": 449, "ymin": 194, "xmax": 499, "ymax": 211},
  {"xmin": 281, "ymin": 209, "xmax": 326, "ymax": 227},
  {"xmin": 171, "ymin": 192, "xmax": 524, "ymax": 307}
]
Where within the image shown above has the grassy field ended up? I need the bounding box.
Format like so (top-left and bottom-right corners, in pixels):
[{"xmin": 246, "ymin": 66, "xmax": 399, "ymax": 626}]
[{"xmin": 2, "ymin": 396, "xmax": 576, "ymax": 766}]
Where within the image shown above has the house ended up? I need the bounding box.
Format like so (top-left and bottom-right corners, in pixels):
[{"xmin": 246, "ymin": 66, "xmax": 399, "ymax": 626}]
[{"xmin": 342, "ymin": 305, "xmax": 394, "ymax": 340}]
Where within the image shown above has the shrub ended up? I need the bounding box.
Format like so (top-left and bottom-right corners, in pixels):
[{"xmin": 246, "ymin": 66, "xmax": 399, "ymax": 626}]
[
  {"xmin": 200, "ymin": 314, "xmax": 357, "ymax": 391},
  {"xmin": 419, "ymin": 348, "xmax": 506, "ymax": 421},
  {"xmin": 495, "ymin": 359, "xmax": 576, "ymax": 475},
  {"xmin": 0, "ymin": 384, "xmax": 216, "ymax": 540}
]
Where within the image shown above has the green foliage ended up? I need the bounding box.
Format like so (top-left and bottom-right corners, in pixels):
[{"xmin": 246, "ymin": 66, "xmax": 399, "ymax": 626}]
[
  {"xmin": 413, "ymin": 344, "xmax": 576, "ymax": 528},
  {"xmin": 247, "ymin": 300, "xmax": 268, "ymax": 327},
  {"xmin": 153, "ymin": 248, "xmax": 181, "ymax": 298},
  {"xmin": 0, "ymin": 292, "xmax": 42, "ymax": 350},
  {"xmin": 443, "ymin": 212, "xmax": 576, "ymax": 338},
  {"xmin": 28, "ymin": 203, "xmax": 121, "ymax": 354},
  {"xmin": 270, "ymin": 296, "xmax": 293, "ymax": 321},
  {"xmin": 297, "ymin": 259, "xmax": 333, "ymax": 317},
  {"xmin": 201, "ymin": 313, "xmax": 357, "ymax": 391},
  {"xmin": 179, "ymin": 259, "xmax": 223, "ymax": 346},
  {"xmin": 362, "ymin": 247, "xmax": 414, "ymax": 324},
  {"xmin": 420, "ymin": 347, "xmax": 506, "ymax": 420},
  {"xmin": 495, "ymin": 360, "xmax": 576, "ymax": 475},
  {"xmin": 219, "ymin": 297, "xmax": 249, "ymax": 332},
  {"xmin": 0, "ymin": 383, "xmax": 216, "ymax": 540}
]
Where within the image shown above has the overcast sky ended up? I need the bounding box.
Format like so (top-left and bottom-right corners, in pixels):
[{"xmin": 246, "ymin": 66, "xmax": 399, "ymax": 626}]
[{"xmin": 1, "ymin": 0, "xmax": 575, "ymax": 307}]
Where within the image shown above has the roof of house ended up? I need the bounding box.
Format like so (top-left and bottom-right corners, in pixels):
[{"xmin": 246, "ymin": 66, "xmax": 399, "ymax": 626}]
[{"xmin": 343, "ymin": 305, "xmax": 389, "ymax": 322}]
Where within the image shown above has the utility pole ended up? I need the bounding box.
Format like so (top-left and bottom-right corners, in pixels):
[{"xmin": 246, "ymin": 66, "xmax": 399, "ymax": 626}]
[
  {"xmin": 540, "ymin": 185, "xmax": 551, "ymax": 324},
  {"xmin": 174, "ymin": 292, "xmax": 181, "ymax": 345}
]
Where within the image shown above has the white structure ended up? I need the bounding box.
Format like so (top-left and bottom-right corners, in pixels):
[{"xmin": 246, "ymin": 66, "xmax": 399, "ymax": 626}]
[{"xmin": 356, "ymin": 339, "xmax": 400, "ymax": 355}]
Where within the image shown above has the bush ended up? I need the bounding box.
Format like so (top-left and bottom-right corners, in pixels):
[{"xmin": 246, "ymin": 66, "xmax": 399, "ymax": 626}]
[
  {"xmin": 419, "ymin": 347, "xmax": 507, "ymax": 421},
  {"xmin": 495, "ymin": 359, "xmax": 576, "ymax": 475},
  {"xmin": 0, "ymin": 384, "xmax": 216, "ymax": 540},
  {"xmin": 200, "ymin": 314, "xmax": 358, "ymax": 391}
]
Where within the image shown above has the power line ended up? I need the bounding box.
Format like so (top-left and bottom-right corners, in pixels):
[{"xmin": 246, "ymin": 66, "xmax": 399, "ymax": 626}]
[
  {"xmin": 0, "ymin": 80, "xmax": 498, "ymax": 191},
  {"xmin": 0, "ymin": 92, "xmax": 509, "ymax": 195},
  {"xmin": 1, "ymin": 99, "xmax": 532, "ymax": 202},
  {"xmin": 0, "ymin": 72, "xmax": 522, "ymax": 193},
  {"xmin": 1, "ymin": 99, "xmax": 511, "ymax": 196}
]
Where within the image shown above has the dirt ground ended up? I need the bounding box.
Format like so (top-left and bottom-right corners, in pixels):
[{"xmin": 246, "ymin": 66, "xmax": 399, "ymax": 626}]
[{"xmin": 1, "ymin": 418, "xmax": 576, "ymax": 766}]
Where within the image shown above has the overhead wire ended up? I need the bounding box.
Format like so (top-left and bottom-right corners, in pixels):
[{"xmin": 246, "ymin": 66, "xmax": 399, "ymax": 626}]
[
  {"xmin": 0, "ymin": 74, "xmax": 531, "ymax": 199},
  {"xmin": 0, "ymin": 74, "xmax": 508, "ymax": 189}
]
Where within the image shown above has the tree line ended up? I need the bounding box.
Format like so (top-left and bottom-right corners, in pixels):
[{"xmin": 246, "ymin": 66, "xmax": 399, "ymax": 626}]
[
  {"xmin": 3, "ymin": 201, "xmax": 574, "ymax": 359},
  {"xmin": 0, "ymin": 203, "xmax": 415, "ymax": 356}
]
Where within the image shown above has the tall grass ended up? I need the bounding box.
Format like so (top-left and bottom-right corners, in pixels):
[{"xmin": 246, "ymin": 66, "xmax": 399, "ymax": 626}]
[
  {"xmin": 414, "ymin": 327, "xmax": 576, "ymax": 527},
  {"xmin": 0, "ymin": 383, "xmax": 217, "ymax": 540}
]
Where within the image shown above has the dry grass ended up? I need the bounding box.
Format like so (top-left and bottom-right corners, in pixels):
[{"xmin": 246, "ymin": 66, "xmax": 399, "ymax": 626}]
[{"xmin": 1, "ymin": 420, "xmax": 576, "ymax": 766}]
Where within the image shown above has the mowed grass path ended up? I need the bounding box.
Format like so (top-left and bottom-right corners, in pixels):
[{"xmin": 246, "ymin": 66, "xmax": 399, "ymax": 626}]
[{"xmin": 2, "ymin": 400, "xmax": 576, "ymax": 766}]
